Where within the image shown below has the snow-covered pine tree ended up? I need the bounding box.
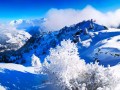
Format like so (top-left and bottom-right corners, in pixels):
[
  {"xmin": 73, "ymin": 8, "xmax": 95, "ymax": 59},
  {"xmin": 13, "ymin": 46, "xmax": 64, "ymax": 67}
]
[
  {"xmin": 78, "ymin": 62, "xmax": 117, "ymax": 90},
  {"xmin": 43, "ymin": 39, "xmax": 86, "ymax": 90},
  {"xmin": 42, "ymin": 39, "xmax": 118, "ymax": 90},
  {"xmin": 31, "ymin": 54, "xmax": 42, "ymax": 73},
  {"xmin": 31, "ymin": 54, "xmax": 41, "ymax": 67}
]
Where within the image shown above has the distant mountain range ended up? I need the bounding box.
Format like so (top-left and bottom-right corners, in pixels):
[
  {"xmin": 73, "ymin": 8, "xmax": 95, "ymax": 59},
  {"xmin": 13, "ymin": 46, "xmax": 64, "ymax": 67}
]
[
  {"xmin": 10, "ymin": 18, "xmax": 46, "ymax": 35},
  {"xmin": 0, "ymin": 25, "xmax": 31, "ymax": 53}
]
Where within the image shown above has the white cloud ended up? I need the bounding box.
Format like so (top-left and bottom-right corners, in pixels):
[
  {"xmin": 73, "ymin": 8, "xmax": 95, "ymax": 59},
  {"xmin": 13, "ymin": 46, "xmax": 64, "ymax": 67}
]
[
  {"xmin": 8, "ymin": 5, "xmax": 120, "ymax": 32},
  {"xmin": 42, "ymin": 5, "xmax": 120, "ymax": 31},
  {"xmin": 10, "ymin": 19, "xmax": 45, "ymax": 30}
]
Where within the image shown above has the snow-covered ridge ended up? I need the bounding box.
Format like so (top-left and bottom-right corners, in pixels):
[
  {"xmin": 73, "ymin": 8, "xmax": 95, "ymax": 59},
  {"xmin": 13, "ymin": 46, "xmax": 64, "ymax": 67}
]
[
  {"xmin": 21, "ymin": 20, "xmax": 120, "ymax": 66},
  {"xmin": 1, "ymin": 19, "xmax": 120, "ymax": 66},
  {"xmin": 0, "ymin": 20, "xmax": 108, "ymax": 64}
]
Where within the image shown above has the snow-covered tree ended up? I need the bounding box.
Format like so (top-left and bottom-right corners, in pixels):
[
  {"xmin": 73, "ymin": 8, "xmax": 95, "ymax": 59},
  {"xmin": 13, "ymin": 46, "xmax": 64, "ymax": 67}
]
[
  {"xmin": 84, "ymin": 28, "xmax": 88, "ymax": 35},
  {"xmin": 43, "ymin": 39, "xmax": 86, "ymax": 90},
  {"xmin": 31, "ymin": 54, "xmax": 41, "ymax": 67},
  {"xmin": 78, "ymin": 62, "xmax": 117, "ymax": 90},
  {"xmin": 31, "ymin": 54, "xmax": 42, "ymax": 73},
  {"xmin": 42, "ymin": 39, "xmax": 118, "ymax": 90}
]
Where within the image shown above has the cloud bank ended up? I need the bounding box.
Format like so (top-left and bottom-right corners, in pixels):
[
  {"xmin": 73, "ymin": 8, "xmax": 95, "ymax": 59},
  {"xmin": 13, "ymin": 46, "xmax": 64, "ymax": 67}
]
[
  {"xmin": 9, "ymin": 5, "xmax": 120, "ymax": 32},
  {"xmin": 42, "ymin": 5, "xmax": 120, "ymax": 31},
  {"xmin": 10, "ymin": 18, "xmax": 45, "ymax": 30}
]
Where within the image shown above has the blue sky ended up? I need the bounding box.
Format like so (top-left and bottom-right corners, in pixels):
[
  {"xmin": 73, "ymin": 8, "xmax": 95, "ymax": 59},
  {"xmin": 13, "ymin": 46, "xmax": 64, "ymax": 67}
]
[{"xmin": 0, "ymin": 0, "xmax": 120, "ymax": 21}]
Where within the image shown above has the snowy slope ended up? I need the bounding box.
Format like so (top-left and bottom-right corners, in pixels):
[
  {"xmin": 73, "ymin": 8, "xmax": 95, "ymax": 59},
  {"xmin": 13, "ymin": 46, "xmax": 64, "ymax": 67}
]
[
  {"xmin": 80, "ymin": 28, "xmax": 120, "ymax": 66},
  {"xmin": 0, "ymin": 63, "xmax": 35, "ymax": 73},
  {"xmin": 0, "ymin": 63, "xmax": 120, "ymax": 90},
  {"xmin": 0, "ymin": 63, "xmax": 49, "ymax": 90}
]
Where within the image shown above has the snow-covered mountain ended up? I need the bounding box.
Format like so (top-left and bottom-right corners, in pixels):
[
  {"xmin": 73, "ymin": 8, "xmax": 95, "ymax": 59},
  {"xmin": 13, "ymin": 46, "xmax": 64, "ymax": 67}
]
[
  {"xmin": 1, "ymin": 19, "xmax": 117, "ymax": 65},
  {"xmin": 1, "ymin": 19, "xmax": 120, "ymax": 66},
  {"xmin": 0, "ymin": 25, "xmax": 31, "ymax": 53}
]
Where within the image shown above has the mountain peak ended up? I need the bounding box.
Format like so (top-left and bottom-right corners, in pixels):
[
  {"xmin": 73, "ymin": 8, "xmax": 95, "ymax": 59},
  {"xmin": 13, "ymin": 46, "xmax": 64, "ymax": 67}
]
[{"xmin": 0, "ymin": 20, "xmax": 109, "ymax": 64}]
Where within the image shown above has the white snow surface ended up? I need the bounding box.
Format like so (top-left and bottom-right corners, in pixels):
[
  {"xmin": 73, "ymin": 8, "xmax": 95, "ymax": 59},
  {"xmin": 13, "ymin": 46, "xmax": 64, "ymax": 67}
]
[
  {"xmin": 100, "ymin": 35, "xmax": 120, "ymax": 50},
  {"xmin": 0, "ymin": 85, "xmax": 6, "ymax": 90},
  {"xmin": 0, "ymin": 63, "xmax": 35, "ymax": 74}
]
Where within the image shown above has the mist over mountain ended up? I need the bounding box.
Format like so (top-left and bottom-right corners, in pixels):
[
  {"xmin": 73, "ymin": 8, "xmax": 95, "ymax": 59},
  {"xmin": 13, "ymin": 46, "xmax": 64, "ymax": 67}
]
[
  {"xmin": 8, "ymin": 5, "xmax": 120, "ymax": 36},
  {"xmin": 9, "ymin": 18, "xmax": 47, "ymax": 35},
  {"xmin": 0, "ymin": 24, "xmax": 31, "ymax": 52}
]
